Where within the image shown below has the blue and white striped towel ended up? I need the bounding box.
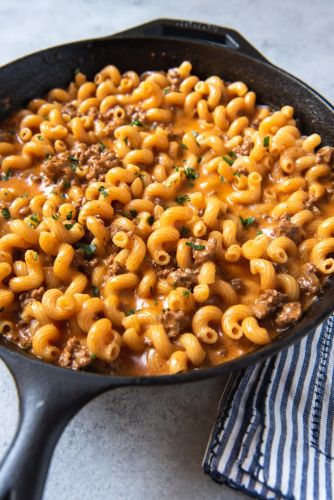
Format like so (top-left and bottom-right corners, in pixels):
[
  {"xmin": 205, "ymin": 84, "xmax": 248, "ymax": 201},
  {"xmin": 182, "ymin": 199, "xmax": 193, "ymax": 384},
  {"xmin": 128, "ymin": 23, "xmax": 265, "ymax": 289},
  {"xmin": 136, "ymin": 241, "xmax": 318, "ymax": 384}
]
[{"xmin": 203, "ymin": 315, "xmax": 334, "ymax": 499}]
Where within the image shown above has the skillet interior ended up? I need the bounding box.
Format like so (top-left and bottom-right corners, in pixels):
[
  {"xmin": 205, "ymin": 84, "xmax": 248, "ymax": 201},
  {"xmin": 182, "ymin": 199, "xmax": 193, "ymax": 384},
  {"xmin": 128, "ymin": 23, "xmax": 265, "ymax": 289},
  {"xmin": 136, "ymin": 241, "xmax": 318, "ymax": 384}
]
[{"xmin": 0, "ymin": 35, "xmax": 334, "ymax": 385}]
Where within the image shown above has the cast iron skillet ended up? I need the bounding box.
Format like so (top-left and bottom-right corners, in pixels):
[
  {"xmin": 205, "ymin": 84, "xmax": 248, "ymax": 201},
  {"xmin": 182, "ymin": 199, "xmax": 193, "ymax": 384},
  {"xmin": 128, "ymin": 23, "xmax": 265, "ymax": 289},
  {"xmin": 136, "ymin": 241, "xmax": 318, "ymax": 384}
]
[{"xmin": 0, "ymin": 18, "xmax": 334, "ymax": 500}]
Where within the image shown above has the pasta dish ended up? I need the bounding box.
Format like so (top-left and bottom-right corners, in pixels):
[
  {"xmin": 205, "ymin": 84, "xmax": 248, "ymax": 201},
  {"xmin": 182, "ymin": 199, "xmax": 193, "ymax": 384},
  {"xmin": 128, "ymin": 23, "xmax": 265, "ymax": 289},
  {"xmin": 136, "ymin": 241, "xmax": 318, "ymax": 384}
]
[{"xmin": 0, "ymin": 61, "xmax": 333, "ymax": 375}]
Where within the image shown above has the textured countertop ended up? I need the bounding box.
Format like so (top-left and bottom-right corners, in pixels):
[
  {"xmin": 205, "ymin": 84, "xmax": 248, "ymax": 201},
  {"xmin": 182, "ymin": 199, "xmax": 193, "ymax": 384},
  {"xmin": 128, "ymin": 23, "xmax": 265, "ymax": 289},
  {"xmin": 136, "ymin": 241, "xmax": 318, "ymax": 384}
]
[{"xmin": 0, "ymin": 1, "xmax": 333, "ymax": 499}]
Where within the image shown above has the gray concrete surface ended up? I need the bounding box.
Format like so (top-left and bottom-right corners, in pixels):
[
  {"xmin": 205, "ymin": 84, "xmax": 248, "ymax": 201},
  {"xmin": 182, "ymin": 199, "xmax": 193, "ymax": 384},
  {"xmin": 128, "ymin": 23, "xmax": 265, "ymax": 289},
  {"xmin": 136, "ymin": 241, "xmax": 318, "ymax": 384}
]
[{"xmin": 0, "ymin": 0, "xmax": 333, "ymax": 499}]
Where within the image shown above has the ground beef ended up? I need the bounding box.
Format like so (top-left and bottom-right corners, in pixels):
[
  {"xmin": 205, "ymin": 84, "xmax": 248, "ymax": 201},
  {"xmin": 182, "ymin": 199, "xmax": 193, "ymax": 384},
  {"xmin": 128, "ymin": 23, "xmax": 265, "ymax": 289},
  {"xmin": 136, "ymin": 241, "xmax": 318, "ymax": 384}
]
[
  {"xmin": 275, "ymin": 302, "xmax": 302, "ymax": 329},
  {"xmin": 272, "ymin": 215, "xmax": 301, "ymax": 243},
  {"xmin": 167, "ymin": 268, "xmax": 198, "ymax": 288},
  {"xmin": 191, "ymin": 237, "xmax": 217, "ymax": 265},
  {"xmin": 41, "ymin": 152, "xmax": 75, "ymax": 186},
  {"xmin": 167, "ymin": 68, "xmax": 182, "ymax": 91},
  {"xmin": 315, "ymin": 146, "xmax": 334, "ymax": 166},
  {"xmin": 72, "ymin": 251, "xmax": 99, "ymax": 276},
  {"xmin": 230, "ymin": 278, "xmax": 243, "ymax": 291},
  {"xmin": 156, "ymin": 266, "xmax": 176, "ymax": 278},
  {"xmin": 70, "ymin": 143, "xmax": 122, "ymax": 183},
  {"xmin": 19, "ymin": 286, "xmax": 45, "ymax": 307},
  {"xmin": 125, "ymin": 105, "xmax": 147, "ymax": 124},
  {"xmin": 103, "ymin": 253, "xmax": 122, "ymax": 279},
  {"xmin": 234, "ymin": 136, "xmax": 254, "ymax": 156},
  {"xmin": 59, "ymin": 337, "xmax": 91, "ymax": 370},
  {"xmin": 62, "ymin": 103, "xmax": 78, "ymax": 118},
  {"xmin": 253, "ymin": 289, "xmax": 287, "ymax": 319},
  {"xmin": 158, "ymin": 309, "xmax": 189, "ymax": 338},
  {"xmin": 0, "ymin": 129, "xmax": 14, "ymax": 142},
  {"xmin": 297, "ymin": 263, "xmax": 321, "ymax": 295}
]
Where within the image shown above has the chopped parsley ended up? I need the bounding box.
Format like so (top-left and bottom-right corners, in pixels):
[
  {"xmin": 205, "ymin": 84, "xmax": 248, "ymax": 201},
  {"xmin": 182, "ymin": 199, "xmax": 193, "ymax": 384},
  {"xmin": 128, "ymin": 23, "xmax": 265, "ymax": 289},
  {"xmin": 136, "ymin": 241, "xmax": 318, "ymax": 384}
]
[
  {"xmin": 62, "ymin": 180, "xmax": 71, "ymax": 190},
  {"xmin": 1, "ymin": 208, "xmax": 10, "ymax": 219},
  {"xmin": 37, "ymin": 135, "xmax": 43, "ymax": 141},
  {"xmin": 99, "ymin": 141, "xmax": 107, "ymax": 152},
  {"xmin": 64, "ymin": 223, "xmax": 74, "ymax": 230},
  {"xmin": 76, "ymin": 242, "xmax": 97, "ymax": 258},
  {"xmin": 239, "ymin": 215, "xmax": 256, "ymax": 227},
  {"xmin": 21, "ymin": 193, "xmax": 29, "ymax": 198},
  {"xmin": 184, "ymin": 168, "xmax": 199, "ymax": 180},
  {"xmin": 191, "ymin": 131, "xmax": 200, "ymax": 145},
  {"xmin": 198, "ymin": 156, "xmax": 202, "ymax": 164},
  {"xmin": 92, "ymin": 286, "xmax": 99, "ymax": 297},
  {"xmin": 34, "ymin": 252, "xmax": 38, "ymax": 261},
  {"xmin": 220, "ymin": 176, "xmax": 225, "ymax": 183},
  {"xmin": 69, "ymin": 156, "xmax": 79, "ymax": 171},
  {"xmin": 90, "ymin": 353, "xmax": 97, "ymax": 359},
  {"xmin": 131, "ymin": 119, "xmax": 143, "ymax": 127},
  {"xmin": 146, "ymin": 215, "xmax": 154, "ymax": 225},
  {"xmin": 98, "ymin": 186, "xmax": 109, "ymax": 198},
  {"xmin": 30, "ymin": 214, "xmax": 39, "ymax": 224},
  {"xmin": 233, "ymin": 171, "xmax": 241, "ymax": 177},
  {"xmin": 51, "ymin": 214, "xmax": 59, "ymax": 220},
  {"xmin": 176, "ymin": 195, "xmax": 190, "ymax": 205},
  {"xmin": 180, "ymin": 143, "xmax": 188, "ymax": 150},
  {"xmin": 185, "ymin": 241, "xmax": 205, "ymax": 251},
  {"xmin": 66, "ymin": 211, "xmax": 73, "ymax": 220},
  {"xmin": 2, "ymin": 169, "xmax": 12, "ymax": 181},
  {"xmin": 257, "ymin": 230, "xmax": 263, "ymax": 235},
  {"xmin": 126, "ymin": 309, "xmax": 135, "ymax": 316},
  {"xmin": 263, "ymin": 136, "xmax": 270, "ymax": 148},
  {"xmin": 180, "ymin": 226, "xmax": 190, "ymax": 238},
  {"xmin": 123, "ymin": 209, "xmax": 137, "ymax": 219},
  {"xmin": 183, "ymin": 290, "xmax": 190, "ymax": 297},
  {"xmin": 222, "ymin": 155, "xmax": 235, "ymax": 166},
  {"xmin": 163, "ymin": 87, "xmax": 170, "ymax": 95},
  {"xmin": 228, "ymin": 151, "xmax": 237, "ymax": 159},
  {"xmin": 124, "ymin": 137, "xmax": 129, "ymax": 146}
]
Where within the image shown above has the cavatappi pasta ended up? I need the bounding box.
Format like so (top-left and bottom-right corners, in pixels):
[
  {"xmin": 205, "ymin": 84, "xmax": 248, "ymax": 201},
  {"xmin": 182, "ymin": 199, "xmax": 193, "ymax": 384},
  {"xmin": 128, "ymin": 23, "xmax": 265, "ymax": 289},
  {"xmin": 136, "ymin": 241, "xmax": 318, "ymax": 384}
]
[{"xmin": 0, "ymin": 61, "xmax": 333, "ymax": 375}]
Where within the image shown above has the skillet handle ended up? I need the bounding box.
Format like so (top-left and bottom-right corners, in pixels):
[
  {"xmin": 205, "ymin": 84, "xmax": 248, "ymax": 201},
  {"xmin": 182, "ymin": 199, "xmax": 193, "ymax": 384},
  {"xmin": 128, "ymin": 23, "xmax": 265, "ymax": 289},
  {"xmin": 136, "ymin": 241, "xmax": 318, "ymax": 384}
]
[
  {"xmin": 0, "ymin": 349, "xmax": 114, "ymax": 500},
  {"xmin": 111, "ymin": 18, "xmax": 268, "ymax": 63}
]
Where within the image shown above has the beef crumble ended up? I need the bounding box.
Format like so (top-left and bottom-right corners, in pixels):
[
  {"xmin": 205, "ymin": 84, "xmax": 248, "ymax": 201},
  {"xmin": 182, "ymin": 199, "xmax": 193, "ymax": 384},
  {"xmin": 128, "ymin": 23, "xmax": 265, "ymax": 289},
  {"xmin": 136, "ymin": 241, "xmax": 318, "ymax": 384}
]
[
  {"xmin": 272, "ymin": 215, "xmax": 301, "ymax": 243},
  {"xmin": 275, "ymin": 302, "xmax": 302, "ymax": 329},
  {"xmin": 297, "ymin": 263, "xmax": 321, "ymax": 295},
  {"xmin": 167, "ymin": 268, "xmax": 198, "ymax": 288},
  {"xmin": 315, "ymin": 146, "xmax": 334, "ymax": 166},
  {"xmin": 59, "ymin": 337, "xmax": 91, "ymax": 370},
  {"xmin": 19, "ymin": 286, "xmax": 45, "ymax": 307},
  {"xmin": 190, "ymin": 237, "xmax": 217, "ymax": 265},
  {"xmin": 253, "ymin": 289, "xmax": 287, "ymax": 319},
  {"xmin": 158, "ymin": 309, "xmax": 189, "ymax": 338}
]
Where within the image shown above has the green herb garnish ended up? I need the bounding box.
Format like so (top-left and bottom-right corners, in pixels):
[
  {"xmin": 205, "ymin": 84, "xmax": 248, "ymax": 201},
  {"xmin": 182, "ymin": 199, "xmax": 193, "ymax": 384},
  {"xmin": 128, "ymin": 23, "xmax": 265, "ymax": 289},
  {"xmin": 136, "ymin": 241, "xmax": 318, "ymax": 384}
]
[
  {"xmin": 124, "ymin": 137, "xmax": 129, "ymax": 146},
  {"xmin": 233, "ymin": 171, "xmax": 241, "ymax": 177},
  {"xmin": 263, "ymin": 136, "xmax": 270, "ymax": 148},
  {"xmin": 163, "ymin": 87, "xmax": 170, "ymax": 95},
  {"xmin": 176, "ymin": 195, "xmax": 190, "ymax": 205},
  {"xmin": 76, "ymin": 242, "xmax": 97, "ymax": 258},
  {"xmin": 92, "ymin": 286, "xmax": 99, "ymax": 297},
  {"xmin": 66, "ymin": 211, "xmax": 73, "ymax": 220},
  {"xmin": 98, "ymin": 186, "xmax": 109, "ymax": 198},
  {"xmin": 34, "ymin": 252, "xmax": 38, "ymax": 261},
  {"xmin": 131, "ymin": 120, "xmax": 143, "ymax": 127},
  {"xmin": 126, "ymin": 309, "xmax": 135, "ymax": 316},
  {"xmin": 185, "ymin": 241, "xmax": 205, "ymax": 251},
  {"xmin": 63, "ymin": 180, "xmax": 71, "ymax": 190},
  {"xmin": 180, "ymin": 143, "xmax": 188, "ymax": 150},
  {"xmin": 183, "ymin": 290, "xmax": 190, "ymax": 297},
  {"xmin": 30, "ymin": 214, "xmax": 39, "ymax": 224},
  {"xmin": 239, "ymin": 215, "xmax": 256, "ymax": 227},
  {"xmin": 228, "ymin": 151, "xmax": 237, "ymax": 159},
  {"xmin": 69, "ymin": 156, "xmax": 79, "ymax": 171},
  {"xmin": 220, "ymin": 176, "xmax": 225, "ymax": 183},
  {"xmin": 123, "ymin": 209, "xmax": 137, "ymax": 219},
  {"xmin": 184, "ymin": 168, "xmax": 199, "ymax": 180},
  {"xmin": 1, "ymin": 208, "xmax": 10, "ymax": 219},
  {"xmin": 37, "ymin": 135, "xmax": 43, "ymax": 141},
  {"xmin": 52, "ymin": 214, "xmax": 59, "ymax": 220},
  {"xmin": 64, "ymin": 223, "xmax": 74, "ymax": 230},
  {"xmin": 3, "ymin": 169, "xmax": 12, "ymax": 181},
  {"xmin": 257, "ymin": 230, "xmax": 263, "ymax": 235},
  {"xmin": 222, "ymin": 155, "xmax": 235, "ymax": 166},
  {"xmin": 90, "ymin": 353, "xmax": 97, "ymax": 359},
  {"xmin": 99, "ymin": 141, "xmax": 107, "ymax": 152}
]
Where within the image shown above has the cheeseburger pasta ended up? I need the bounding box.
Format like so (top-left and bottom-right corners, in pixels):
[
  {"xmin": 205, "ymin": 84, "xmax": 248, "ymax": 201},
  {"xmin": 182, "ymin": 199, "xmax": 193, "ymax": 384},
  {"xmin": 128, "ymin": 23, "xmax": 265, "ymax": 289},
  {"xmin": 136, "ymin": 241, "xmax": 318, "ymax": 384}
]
[{"xmin": 0, "ymin": 61, "xmax": 333, "ymax": 375}]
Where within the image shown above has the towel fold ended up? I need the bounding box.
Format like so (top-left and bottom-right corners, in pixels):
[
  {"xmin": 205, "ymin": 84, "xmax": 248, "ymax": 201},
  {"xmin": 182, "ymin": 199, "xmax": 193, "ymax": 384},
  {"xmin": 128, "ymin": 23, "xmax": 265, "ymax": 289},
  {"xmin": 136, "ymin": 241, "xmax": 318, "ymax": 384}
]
[{"xmin": 203, "ymin": 316, "xmax": 334, "ymax": 500}]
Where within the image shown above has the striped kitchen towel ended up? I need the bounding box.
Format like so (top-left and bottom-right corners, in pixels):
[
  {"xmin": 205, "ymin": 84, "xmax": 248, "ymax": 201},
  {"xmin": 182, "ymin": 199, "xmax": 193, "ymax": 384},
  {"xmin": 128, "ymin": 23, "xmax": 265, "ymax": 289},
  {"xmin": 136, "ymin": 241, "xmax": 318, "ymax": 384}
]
[{"xmin": 203, "ymin": 315, "xmax": 334, "ymax": 500}]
